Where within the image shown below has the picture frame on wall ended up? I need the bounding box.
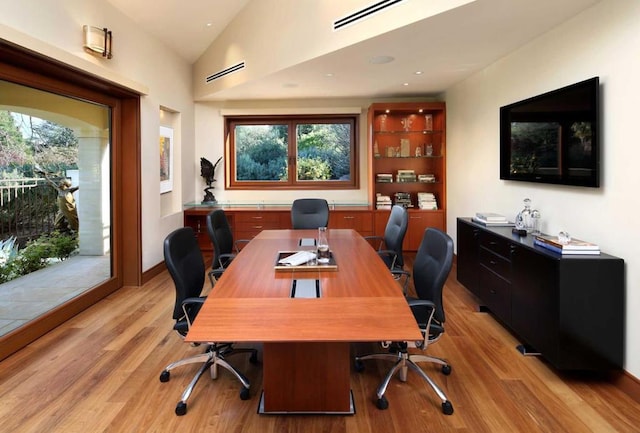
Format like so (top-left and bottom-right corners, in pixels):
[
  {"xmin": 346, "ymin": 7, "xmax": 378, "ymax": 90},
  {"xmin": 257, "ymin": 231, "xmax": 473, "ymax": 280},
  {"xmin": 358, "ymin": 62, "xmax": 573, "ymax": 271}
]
[{"xmin": 160, "ymin": 126, "xmax": 174, "ymax": 194}]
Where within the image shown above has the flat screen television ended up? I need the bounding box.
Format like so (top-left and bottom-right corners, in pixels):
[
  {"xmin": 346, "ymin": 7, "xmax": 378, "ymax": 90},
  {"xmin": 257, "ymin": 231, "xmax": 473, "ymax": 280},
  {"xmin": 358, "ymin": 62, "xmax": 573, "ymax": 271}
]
[{"xmin": 500, "ymin": 77, "xmax": 600, "ymax": 187}]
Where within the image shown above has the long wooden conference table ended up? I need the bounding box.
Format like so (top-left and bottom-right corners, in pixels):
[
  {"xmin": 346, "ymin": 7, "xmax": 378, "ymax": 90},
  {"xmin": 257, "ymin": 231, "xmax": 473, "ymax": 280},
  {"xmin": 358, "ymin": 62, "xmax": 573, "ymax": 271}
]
[{"xmin": 186, "ymin": 229, "xmax": 421, "ymax": 414}]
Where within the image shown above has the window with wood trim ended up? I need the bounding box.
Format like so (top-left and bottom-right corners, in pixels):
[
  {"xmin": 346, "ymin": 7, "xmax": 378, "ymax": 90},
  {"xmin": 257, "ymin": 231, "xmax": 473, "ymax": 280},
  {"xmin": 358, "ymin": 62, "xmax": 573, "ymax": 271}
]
[{"xmin": 225, "ymin": 115, "xmax": 358, "ymax": 189}]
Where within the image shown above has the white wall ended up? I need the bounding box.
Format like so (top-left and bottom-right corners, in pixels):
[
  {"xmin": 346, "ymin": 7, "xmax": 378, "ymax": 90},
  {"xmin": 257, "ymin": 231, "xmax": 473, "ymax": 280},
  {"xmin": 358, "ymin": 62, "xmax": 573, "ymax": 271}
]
[
  {"xmin": 0, "ymin": 0, "xmax": 194, "ymax": 271},
  {"xmin": 445, "ymin": 0, "xmax": 640, "ymax": 378},
  {"xmin": 192, "ymin": 96, "xmax": 438, "ymax": 205}
]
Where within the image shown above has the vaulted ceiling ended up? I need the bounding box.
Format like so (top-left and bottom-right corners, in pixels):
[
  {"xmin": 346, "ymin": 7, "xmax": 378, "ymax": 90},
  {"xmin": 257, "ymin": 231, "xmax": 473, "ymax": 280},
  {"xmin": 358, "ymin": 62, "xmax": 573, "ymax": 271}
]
[{"xmin": 105, "ymin": 0, "xmax": 601, "ymax": 101}]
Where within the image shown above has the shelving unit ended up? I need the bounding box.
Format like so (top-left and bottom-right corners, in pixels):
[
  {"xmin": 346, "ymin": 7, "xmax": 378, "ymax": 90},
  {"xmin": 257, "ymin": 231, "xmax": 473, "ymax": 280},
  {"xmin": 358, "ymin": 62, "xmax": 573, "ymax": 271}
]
[{"xmin": 368, "ymin": 102, "xmax": 446, "ymax": 240}]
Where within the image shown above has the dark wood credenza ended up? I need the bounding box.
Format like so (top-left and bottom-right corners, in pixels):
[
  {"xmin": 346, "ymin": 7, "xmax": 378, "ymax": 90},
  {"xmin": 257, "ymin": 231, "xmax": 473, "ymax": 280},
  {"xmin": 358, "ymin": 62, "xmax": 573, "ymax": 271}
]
[{"xmin": 456, "ymin": 217, "xmax": 624, "ymax": 371}]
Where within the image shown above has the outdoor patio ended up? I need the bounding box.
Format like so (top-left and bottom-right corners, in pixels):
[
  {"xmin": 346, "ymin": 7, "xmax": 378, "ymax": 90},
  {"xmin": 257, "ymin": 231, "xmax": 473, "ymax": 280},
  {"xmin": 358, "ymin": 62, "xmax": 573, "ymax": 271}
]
[{"xmin": 0, "ymin": 254, "xmax": 110, "ymax": 336}]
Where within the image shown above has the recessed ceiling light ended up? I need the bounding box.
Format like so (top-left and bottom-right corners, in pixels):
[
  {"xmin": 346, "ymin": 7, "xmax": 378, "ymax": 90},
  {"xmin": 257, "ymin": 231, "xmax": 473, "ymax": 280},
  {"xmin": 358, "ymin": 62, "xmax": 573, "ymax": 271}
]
[
  {"xmin": 325, "ymin": 73, "xmax": 334, "ymax": 77},
  {"xmin": 369, "ymin": 55, "xmax": 395, "ymax": 64},
  {"xmin": 414, "ymin": 71, "xmax": 423, "ymax": 75},
  {"xmin": 206, "ymin": 23, "xmax": 213, "ymax": 27},
  {"xmin": 402, "ymin": 82, "xmax": 409, "ymax": 86}
]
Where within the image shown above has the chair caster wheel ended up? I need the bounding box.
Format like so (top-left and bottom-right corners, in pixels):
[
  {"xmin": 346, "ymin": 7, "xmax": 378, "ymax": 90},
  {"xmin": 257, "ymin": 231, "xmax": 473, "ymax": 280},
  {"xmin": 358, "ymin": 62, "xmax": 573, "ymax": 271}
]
[
  {"xmin": 159, "ymin": 370, "xmax": 170, "ymax": 382},
  {"xmin": 240, "ymin": 387, "xmax": 250, "ymax": 400},
  {"xmin": 249, "ymin": 351, "xmax": 258, "ymax": 364},
  {"xmin": 354, "ymin": 359, "xmax": 364, "ymax": 372},
  {"xmin": 376, "ymin": 396, "xmax": 389, "ymax": 410},
  {"xmin": 442, "ymin": 400, "xmax": 454, "ymax": 415},
  {"xmin": 442, "ymin": 364, "xmax": 452, "ymax": 375},
  {"xmin": 175, "ymin": 401, "xmax": 187, "ymax": 416}
]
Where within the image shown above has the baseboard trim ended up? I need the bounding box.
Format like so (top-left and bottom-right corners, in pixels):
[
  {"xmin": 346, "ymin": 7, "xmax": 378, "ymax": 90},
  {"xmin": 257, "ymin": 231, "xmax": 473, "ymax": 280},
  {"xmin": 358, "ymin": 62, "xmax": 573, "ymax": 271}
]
[
  {"xmin": 142, "ymin": 260, "xmax": 166, "ymax": 285},
  {"xmin": 611, "ymin": 370, "xmax": 640, "ymax": 404}
]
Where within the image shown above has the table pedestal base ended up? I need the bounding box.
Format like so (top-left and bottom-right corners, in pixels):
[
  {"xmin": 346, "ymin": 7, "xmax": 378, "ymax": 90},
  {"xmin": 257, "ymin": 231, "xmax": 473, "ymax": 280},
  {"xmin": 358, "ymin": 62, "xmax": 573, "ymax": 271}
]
[{"xmin": 260, "ymin": 342, "xmax": 354, "ymax": 414}]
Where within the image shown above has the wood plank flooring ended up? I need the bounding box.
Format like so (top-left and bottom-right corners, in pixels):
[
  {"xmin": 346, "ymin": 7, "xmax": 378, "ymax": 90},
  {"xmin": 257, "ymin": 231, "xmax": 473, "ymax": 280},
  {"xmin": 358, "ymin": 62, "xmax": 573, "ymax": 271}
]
[{"xmin": 0, "ymin": 258, "xmax": 638, "ymax": 433}]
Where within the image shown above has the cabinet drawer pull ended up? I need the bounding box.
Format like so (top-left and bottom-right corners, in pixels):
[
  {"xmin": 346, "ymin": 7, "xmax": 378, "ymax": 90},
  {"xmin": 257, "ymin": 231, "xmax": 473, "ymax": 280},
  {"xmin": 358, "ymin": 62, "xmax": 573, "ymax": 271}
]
[
  {"xmin": 490, "ymin": 289, "xmax": 497, "ymax": 295},
  {"xmin": 343, "ymin": 216, "xmax": 355, "ymax": 219},
  {"xmin": 489, "ymin": 260, "xmax": 497, "ymax": 266},
  {"xmin": 252, "ymin": 216, "xmax": 263, "ymax": 220},
  {"xmin": 252, "ymin": 225, "xmax": 263, "ymax": 229}
]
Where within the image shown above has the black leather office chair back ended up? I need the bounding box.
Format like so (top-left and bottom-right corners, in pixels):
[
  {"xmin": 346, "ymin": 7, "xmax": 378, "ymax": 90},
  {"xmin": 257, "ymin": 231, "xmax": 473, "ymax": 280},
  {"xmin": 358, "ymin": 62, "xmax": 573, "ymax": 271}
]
[
  {"xmin": 164, "ymin": 227, "xmax": 205, "ymax": 329},
  {"xmin": 291, "ymin": 198, "xmax": 329, "ymax": 229},
  {"xmin": 412, "ymin": 227, "xmax": 454, "ymax": 325},
  {"xmin": 384, "ymin": 205, "xmax": 408, "ymax": 267},
  {"xmin": 207, "ymin": 209, "xmax": 234, "ymax": 268}
]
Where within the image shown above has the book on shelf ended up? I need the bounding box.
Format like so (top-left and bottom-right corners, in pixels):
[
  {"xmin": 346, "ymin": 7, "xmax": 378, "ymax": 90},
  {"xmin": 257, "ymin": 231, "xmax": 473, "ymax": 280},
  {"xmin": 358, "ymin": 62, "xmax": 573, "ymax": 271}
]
[
  {"xmin": 418, "ymin": 202, "xmax": 438, "ymax": 210},
  {"xmin": 534, "ymin": 238, "xmax": 600, "ymax": 255},
  {"xmin": 471, "ymin": 216, "xmax": 514, "ymax": 227},
  {"xmin": 475, "ymin": 212, "xmax": 507, "ymax": 222},
  {"xmin": 418, "ymin": 174, "xmax": 436, "ymax": 183},
  {"xmin": 533, "ymin": 234, "xmax": 600, "ymax": 251}
]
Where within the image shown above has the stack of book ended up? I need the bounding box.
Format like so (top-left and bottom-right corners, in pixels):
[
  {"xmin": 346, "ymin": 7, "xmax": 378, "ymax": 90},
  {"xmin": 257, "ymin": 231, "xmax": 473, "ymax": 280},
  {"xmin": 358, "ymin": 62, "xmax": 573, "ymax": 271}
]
[
  {"xmin": 417, "ymin": 192, "xmax": 438, "ymax": 210},
  {"xmin": 418, "ymin": 174, "xmax": 436, "ymax": 183},
  {"xmin": 376, "ymin": 193, "xmax": 392, "ymax": 210},
  {"xmin": 533, "ymin": 234, "xmax": 600, "ymax": 255},
  {"xmin": 394, "ymin": 192, "xmax": 413, "ymax": 208},
  {"xmin": 472, "ymin": 213, "xmax": 513, "ymax": 226},
  {"xmin": 396, "ymin": 169, "xmax": 417, "ymax": 183},
  {"xmin": 376, "ymin": 173, "xmax": 393, "ymax": 183}
]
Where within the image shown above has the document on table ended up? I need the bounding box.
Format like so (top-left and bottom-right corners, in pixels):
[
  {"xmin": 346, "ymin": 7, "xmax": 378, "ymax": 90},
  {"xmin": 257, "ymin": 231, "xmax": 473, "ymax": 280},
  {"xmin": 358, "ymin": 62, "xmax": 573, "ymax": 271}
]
[{"xmin": 278, "ymin": 250, "xmax": 316, "ymax": 266}]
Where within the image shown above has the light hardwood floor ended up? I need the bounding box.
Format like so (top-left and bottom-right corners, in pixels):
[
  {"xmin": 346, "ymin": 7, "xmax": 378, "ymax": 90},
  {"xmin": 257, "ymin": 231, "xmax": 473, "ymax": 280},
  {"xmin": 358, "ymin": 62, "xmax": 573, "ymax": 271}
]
[{"xmin": 0, "ymin": 258, "xmax": 638, "ymax": 433}]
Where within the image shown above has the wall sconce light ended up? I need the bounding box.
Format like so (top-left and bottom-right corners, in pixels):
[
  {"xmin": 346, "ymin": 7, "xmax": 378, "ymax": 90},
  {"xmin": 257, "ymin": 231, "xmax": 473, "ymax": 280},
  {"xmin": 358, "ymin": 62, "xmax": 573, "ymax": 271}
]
[{"xmin": 83, "ymin": 25, "xmax": 112, "ymax": 59}]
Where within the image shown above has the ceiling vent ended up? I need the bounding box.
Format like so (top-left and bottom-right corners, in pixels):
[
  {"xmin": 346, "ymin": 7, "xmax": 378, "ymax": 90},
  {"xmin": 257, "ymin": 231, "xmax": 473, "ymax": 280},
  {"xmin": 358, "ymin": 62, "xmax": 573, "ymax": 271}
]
[
  {"xmin": 333, "ymin": 0, "xmax": 405, "ymax": 31},
  {"xmin": 205, "ymin": 61, "xmax": 246, "ymax": 84}
]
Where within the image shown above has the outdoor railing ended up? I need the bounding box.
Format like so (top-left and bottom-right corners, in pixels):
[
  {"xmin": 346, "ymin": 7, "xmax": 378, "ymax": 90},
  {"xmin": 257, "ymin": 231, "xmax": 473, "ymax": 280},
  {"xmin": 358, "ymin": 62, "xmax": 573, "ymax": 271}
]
[{"xmin": 0, "ymin": 178, "xmax": 57, "ymax": 245}]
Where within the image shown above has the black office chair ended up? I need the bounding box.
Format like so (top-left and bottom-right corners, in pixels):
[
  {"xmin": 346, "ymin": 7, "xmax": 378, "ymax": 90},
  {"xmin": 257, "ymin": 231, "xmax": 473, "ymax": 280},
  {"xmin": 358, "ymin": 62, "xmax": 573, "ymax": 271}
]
[
  {"xmin": 355, "ymin": 227, "xmax": 455, "ymax": 415},
  {"xmin": 365, "ymin": 205, "xmax": 408, "ymax": 270},
  {"xmin": 291, "ymin": 198, "xmax": 329, "ymax": 229},
  {"xmin": 206, "ymin": 209, "xmax": 249, "ymax": 286},
  {"xmin": 159, "ymin": 227, "xmax": 257, "ymax": 416}
]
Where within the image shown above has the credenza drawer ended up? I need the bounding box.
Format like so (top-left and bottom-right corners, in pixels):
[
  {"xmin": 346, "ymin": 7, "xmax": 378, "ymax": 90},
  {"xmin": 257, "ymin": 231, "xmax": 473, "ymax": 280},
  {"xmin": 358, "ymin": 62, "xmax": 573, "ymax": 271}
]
[
  {"xmin": 329, "ymin": 211, "xmax": 373, "ymax": 233},
  {"xmin": 479, "ymin": 231, "xmax": 511, "ymax": 258},
  {"xmin": 235, "ymin": 212, "xmax": 282, "ymax": 224},
  {"xmin": 479, "ymin": 247, "xmax": 511, "ymax": 281},
  {"xmin": 478, "ymin": 267, "xmax": 511, "ymax": 323}
]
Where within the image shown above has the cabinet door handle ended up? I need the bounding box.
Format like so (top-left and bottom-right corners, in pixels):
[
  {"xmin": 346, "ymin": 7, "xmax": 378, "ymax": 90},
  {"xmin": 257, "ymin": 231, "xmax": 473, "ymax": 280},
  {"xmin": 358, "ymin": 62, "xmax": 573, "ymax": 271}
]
[
  {"xmin": 252, "ymin": 225, "xmax": 263, "ymax": 229},
  {"xmin": 343, "ymin": 216, "xmax": 354, "ymax": 219},
  {"xmin": 252, "ymin": 216, "xmax": 263, "ymax": 220},
  {"xmin": 489, "ymin": 260, "xmax": 497, "ymax": 266},
  {"xmin": 490, "ymin": 289, "xmax": 497, "ymax": 295}
]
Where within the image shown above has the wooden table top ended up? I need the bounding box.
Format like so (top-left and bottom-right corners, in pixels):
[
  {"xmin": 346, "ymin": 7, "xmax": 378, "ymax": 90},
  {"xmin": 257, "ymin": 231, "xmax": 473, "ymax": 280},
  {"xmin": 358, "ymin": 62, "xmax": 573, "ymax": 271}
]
[{"xmin": 186, "ymin": 229, "xmax": 422, "ymax": 343}]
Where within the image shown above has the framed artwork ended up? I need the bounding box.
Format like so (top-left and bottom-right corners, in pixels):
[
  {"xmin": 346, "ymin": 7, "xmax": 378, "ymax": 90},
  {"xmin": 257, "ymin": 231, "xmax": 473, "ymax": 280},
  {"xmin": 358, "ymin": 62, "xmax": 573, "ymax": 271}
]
[{"xmin": 159, "ymin": 126, "xmax": 174, "ymax": 194}]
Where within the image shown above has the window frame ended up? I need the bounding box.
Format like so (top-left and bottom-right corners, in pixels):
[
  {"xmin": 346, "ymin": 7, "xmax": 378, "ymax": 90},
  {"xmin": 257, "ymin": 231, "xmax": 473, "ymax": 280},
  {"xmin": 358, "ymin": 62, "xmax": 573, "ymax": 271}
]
[{"xmin": 225, "ymin": 115, "xmax": 359, "ymax": 190}]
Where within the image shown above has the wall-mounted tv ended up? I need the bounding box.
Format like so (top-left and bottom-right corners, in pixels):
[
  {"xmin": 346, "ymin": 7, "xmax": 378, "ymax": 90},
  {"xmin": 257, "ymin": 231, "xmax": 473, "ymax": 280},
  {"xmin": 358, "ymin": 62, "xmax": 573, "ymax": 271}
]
[{"xmin": 500, "ymin": 77, "xmax": 600, "ymax": 188}]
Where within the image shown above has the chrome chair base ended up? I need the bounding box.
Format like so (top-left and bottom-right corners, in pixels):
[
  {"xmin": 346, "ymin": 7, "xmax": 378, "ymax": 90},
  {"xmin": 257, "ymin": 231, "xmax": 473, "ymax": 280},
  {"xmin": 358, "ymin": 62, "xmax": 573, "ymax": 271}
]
[
  {"xmin": 160, "ymin": 344, "xmax": 258, "ymax": 416},
  {"xmin": 355, "ymin": 349, "xmax": 454, "ymax": 415}
]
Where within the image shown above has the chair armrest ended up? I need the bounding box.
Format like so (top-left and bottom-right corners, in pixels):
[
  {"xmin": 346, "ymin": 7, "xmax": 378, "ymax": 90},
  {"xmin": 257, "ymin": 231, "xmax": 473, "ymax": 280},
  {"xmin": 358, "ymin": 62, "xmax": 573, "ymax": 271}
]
[
  {"xmin": 217, "ymin": 253, "xmax": 236, "ymax": 268},
  {"xmin": 407, "ymin": 298, "xmax": 436, "ymax": 309},
  {"xmin": 391, "ymin": 269, "xmax": 411, "ymax": 294},
  {"xmin": 181, "ymin": 297, "xmax": 206, "ymax": 329},
  {"xmin": 234, "ymin": 239, "xmax": 251, "ymax": 252},
  {"xmin": 182, "ymin": 296, "xmax": 206, "ymax": 307},
  {"xmin": 208, "ymin": 268, "xmax": 225, "ymax": 287},
  {"xmin": 407, "ymin": 298, "xmax": 438, "ymax": 349},
  {"xmin": 377, "ymin": 249, "xmax": 398, "ymax": 269}
]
